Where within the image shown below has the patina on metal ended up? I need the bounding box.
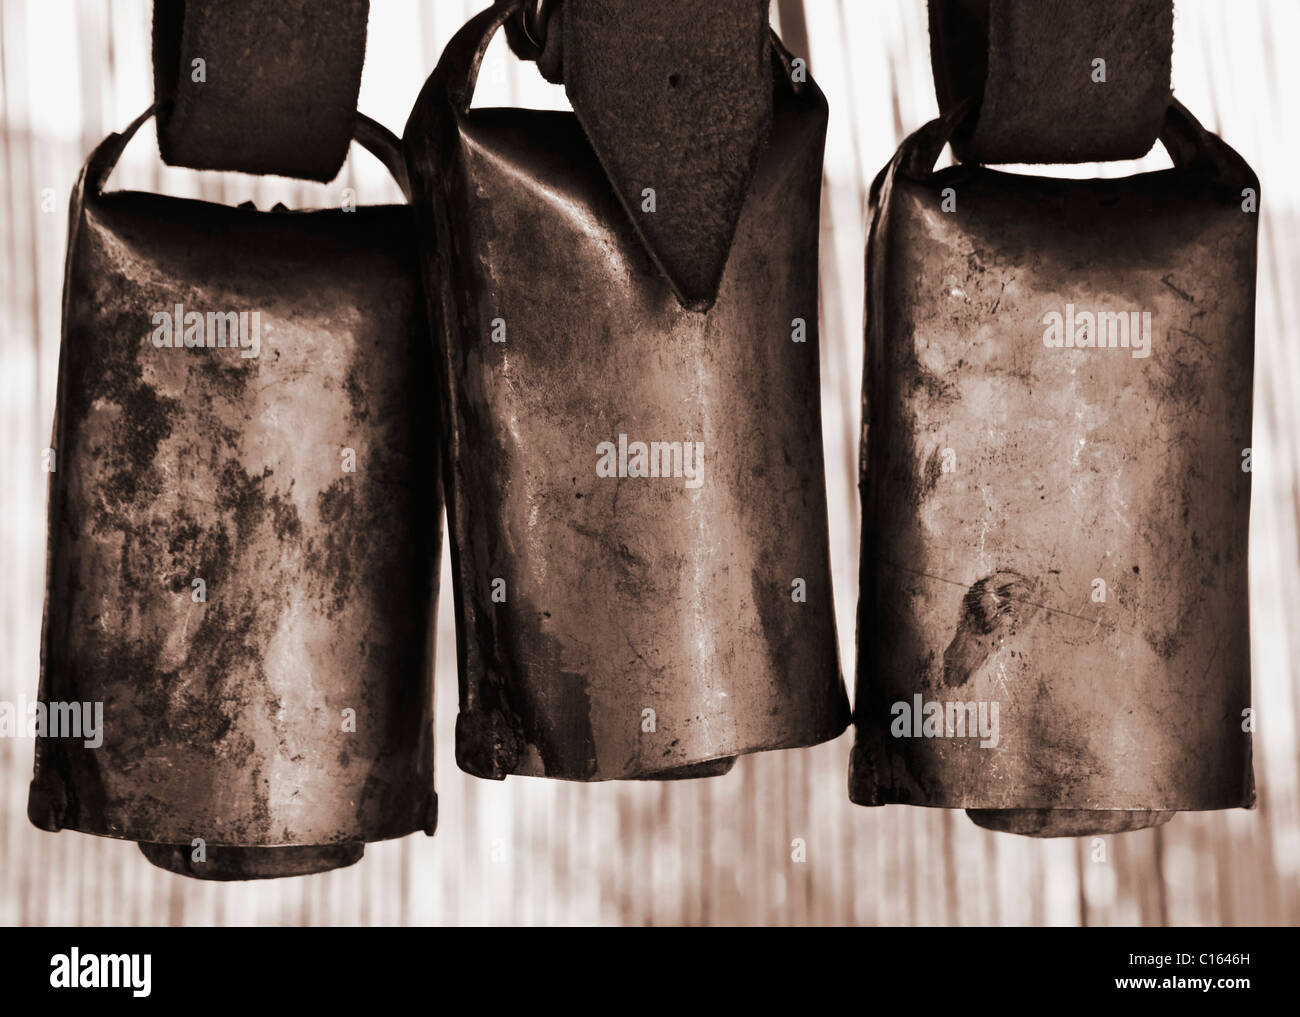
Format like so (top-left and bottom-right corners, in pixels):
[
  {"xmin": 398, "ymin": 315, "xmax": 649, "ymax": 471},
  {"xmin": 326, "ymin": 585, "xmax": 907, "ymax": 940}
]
[
  {"xmin": 851, "ymin": 100, "xmax": 1257, "ymax": 835},
  {"xmin": 29, "ymin": 107, "xmax": 439, "ymax": 878},
  {"xmin": 403, "ymin": 4, "xmax": 848, "ymax": 782}
]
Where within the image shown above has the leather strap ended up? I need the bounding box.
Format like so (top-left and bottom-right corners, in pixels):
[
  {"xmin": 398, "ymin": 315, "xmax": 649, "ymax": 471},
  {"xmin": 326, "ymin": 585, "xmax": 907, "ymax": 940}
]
[
  {"xmin": 930, "ymin": 0, "xmax": 1173, "ymax": 164},
  {"xmin": 506, "ymin": 0, "xmax": 774, "ymax": 312},
  {"xmin": 152, "ymin": 0, "xmax": 370, "ymax": 182}
]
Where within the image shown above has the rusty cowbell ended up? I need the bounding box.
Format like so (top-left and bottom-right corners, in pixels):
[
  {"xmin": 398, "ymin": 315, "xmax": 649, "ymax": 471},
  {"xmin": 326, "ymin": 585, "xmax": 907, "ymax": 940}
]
[
  {"xmin": 850, "ymin": 99, "xmax": 1257, "ymax": 834},
  {"xmin": 28, "ymin": 108, "xmax": 440, "ymax": 879},
  {"xmin": 402, "ymin": 1, "xmax": 849, "ymax": 782}
]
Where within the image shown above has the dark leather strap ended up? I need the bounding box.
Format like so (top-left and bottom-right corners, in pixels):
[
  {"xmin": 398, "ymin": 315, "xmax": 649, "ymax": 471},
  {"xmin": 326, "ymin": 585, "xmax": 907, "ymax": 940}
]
[
  {"xmin": 506, "ymin": 0, "xmax": 774, "ymax": 312},
  {"xmin": 152, "ymin": 0, "xmax": 370, "ymax": 182},
  {"xmin": 930, "ymin": 0, "xmax": 1173, "ymax": 164}
]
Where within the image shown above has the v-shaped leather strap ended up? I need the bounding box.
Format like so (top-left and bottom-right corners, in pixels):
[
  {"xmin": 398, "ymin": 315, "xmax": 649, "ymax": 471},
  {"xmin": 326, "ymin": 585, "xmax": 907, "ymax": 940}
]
[{"xmin": 507, "ymin": 0, "xmax": 776, "ymax": 312}]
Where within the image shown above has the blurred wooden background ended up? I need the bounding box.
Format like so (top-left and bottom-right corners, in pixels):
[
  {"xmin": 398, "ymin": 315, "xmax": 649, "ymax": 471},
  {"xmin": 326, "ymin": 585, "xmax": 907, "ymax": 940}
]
[{"xmin": 2, "ymin": 0, "xmax": 1297, "ymax": 926}]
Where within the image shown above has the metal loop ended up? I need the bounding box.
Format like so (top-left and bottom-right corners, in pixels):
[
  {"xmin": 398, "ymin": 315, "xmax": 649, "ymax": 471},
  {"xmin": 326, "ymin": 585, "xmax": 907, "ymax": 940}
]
[
  {"xmin": 522, "ymin": 0, "xmax": 553, "ymax": 50},
  {"xmin": 507, "ymin": 0, "xmax": 555, "ymax": 61}
]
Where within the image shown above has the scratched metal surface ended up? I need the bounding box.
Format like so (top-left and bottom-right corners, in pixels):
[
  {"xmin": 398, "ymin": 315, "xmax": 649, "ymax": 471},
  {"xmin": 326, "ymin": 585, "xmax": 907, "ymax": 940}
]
[{"xmin": 1, "ymin": 0, "xmax": 1297, "ymax": 925}]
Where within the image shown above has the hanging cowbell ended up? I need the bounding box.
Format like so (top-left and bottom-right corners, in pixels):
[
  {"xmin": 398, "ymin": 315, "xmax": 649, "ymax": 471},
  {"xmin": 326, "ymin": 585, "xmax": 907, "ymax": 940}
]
[
  {"xmin": 850, "ymin": 98, "xmax": 1257, "ymax": 834},
  {"xmin": 402, "ymin": 1, "xmax": 849, "ymax": 781},
  {"xmin": 28, "ymin": 108, "xmax": 440, "ymax": 879}
]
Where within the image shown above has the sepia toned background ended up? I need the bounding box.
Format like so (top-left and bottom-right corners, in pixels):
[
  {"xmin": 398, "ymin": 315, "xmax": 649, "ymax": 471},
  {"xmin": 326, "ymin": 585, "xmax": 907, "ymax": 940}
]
[{"xmin": 2, "ymin": 0, "xmax": 1297, "ymax": 925}]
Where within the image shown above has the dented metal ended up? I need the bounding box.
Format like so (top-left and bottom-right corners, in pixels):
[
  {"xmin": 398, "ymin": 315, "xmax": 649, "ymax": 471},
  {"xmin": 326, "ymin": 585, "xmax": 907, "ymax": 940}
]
[
  {"xmin": 403, "ymin": 5, "xmax": 849, "ymax": 781},
  {"xmin": 851, "ymin": 101, "xmax": 1257, "ymax": 833},
  {"xmin": 29, "ymin": 108, "xmax": 439, "ymax": 877}
]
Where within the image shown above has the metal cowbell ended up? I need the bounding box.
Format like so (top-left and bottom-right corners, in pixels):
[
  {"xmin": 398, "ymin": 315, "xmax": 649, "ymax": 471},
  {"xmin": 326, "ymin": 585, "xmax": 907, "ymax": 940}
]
[
  {"xmin": 28, "ymin": 108, "xmax": 440, "ymax": 878},
  {"xmin": 851, "ymin": 101, "xmax": 1257, "ymax": 834},
  {"xmin": 403, "ymin": 3, "xmax": 849, "ymax": 782}
]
